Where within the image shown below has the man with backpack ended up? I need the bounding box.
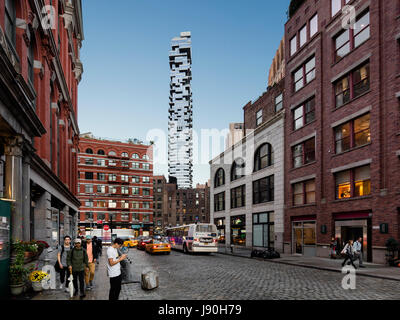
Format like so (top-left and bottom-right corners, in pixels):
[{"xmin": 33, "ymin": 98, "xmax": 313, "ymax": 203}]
[
  {"xmin": 56, "ymin": 236, "xmax": 72, "ymax": 292},
  {"xmin": 67, "ymin": 238, "xmax": 89, "ymax": 299}
]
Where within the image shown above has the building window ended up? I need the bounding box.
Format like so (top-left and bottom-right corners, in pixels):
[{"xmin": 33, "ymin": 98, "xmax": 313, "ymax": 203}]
[
  {"xmin": 231, "ymin": 215, "xmax": 246, "ymax": 246},
  {"xmin": 293, "ymin": 56, "xmax": 315, "ymax": 92},
  {"xmin": 121, "ymin": 214, "xmax": 130, "ymax": 221},
  {"xmin": 121, "ymin": 200, "xmax": 129, "ymax": 209},
  {"xmin": 108, "ymin": 200, "xmax": 117, "ymax": 208},
  {"xmin": 97, "ymin": 200, "xmax": 106, "ymax": 208},
  {"xmin": 292, "ymin": 137, "xmax": 316, "ymax": 168},
  {"xmin": 132, "ymin": 187, "xmax": 140, "ymax": 195},
  {"xmin": 121, "ymin": 175, "xmax": 129, "ymax": 182},
  {"xmin": 97, "ymin": 159, "xmax": 106, "ymax": 166},
  {"xmin": 97, "ymin": 185, "xmax": 106, "ymax": 194},
  {"xmin": 85, "ymin": 158, "xmax": 94, "ymax": 165},
  {"xmin": 143, "ymin": 163, "xmax": 150, "ymax": 170},
  {"xmin": 132, "ymin": 153, "xmax": 139, "ymax": 159},
  {"xmin": 293, "ymin": 97, "xmax": 316, "ymax": 130},
  {"xmin": 121, "ymin": 160, "xmax": 129, "ymax": 167},
  {"xmin": 231, "ymin": 185, "xmax": 246, "ymax": 209},
  {"xmin": 108, "ymin": 159, "xmax": 117, "ymax": 167},
  {"xmin": 85, "ymin": 148, "xmax": 93, "ymax": 154},
  {"xmin": 28, "ymin": 35, "xmax": 35, "ymax": 87},
  {"xmin": 335, "ymin": 165, "xmax": 371, "ymax": 199},
  {"xmin": 214, "ymin": 192, "xmax": 225, "ymax": 212},
  {"xmin": 96, "ymin": 213, "xmax": 106, "ymax": 221},
  {"xmin": 97, "ymin": 173, "xmax": 106, "ymax": 181},
  {"xmin": 132, "ymin": 162, "xmax": 140, "ymax": 169},
  {"xmin": 108, "ymin": 151, "xmax": 116, "ymax": 156},
  {"xmin": 109, "ymin": 186, "xmax": 117, "ymax": 194},
  {"xmin": 109, "ymin": 174, "xmax": 117, "ymax": 182},
  {"xmin": 85, "ymin": 200, "xmax": 93, "ymax": 208},
  {"xmin": 231, "ymin": 159, "xmax": 245, "ymax": 181},
  {"xmin": 143, "ymin": 202, "xmax": 150, "ymax": 209},
  {"xmin": 97, "ymin": 149, "xmax": 105, "ymax": 155},
  {"xmin": 121, "ymin": 186, "xmax": 129, "ymax": 195},
  {"xmin": 290, "ymin": 35, "xmax": 297, "ymax": 56},
  {"xmin": 254, "ymin": 143, "xmax": 274, "ymax": 172},
  {"xmin": 132, "ymin": 176, "xmax": 140, "ymax": 183},
  {"xmin": 85, "ymin": 185, "xmax": 93, "ymax": 193},
  {"xmin": 299, "ymin": 25, "xmax": 307, "ymax": 47},
  {"xmin": 253, "ymin": 175, "xmax": 274, "ymax": 204},
  {"xmin": 85, "ymin": 212, "xmax": 93, "ymax": 221},
  {"xmin": 143, "ymin": 188, "xmax": 151, "ymax": 196},
  {"xmin": 275, "ymin": 93, "xmax": 283, "ymax": 112},
  {"xmin": 214, "ymin": 168, "xmax": 225, "ymax": 188},
  {"xmin": 253, "ymin": 212, "xmax": 274, "ymax": 249},
  {"xmin": 335, "ymin": 62, "xmax": 370, "ymax": 108},
  {"xmin": 310, "ymin": 14, "xmax": 318, "ymax": 38},
  {"xmin": 335, "ymin": 113, "xmax": 371, "ymax": 153},
  {"xmin": 143, "ymin": 155, "xmax": 150, "ymax": 160},
  {"xmin": 85, "ymin": 172, "xmax": 93, "ymax": 180},
  {"xmin": 121, "ymin": 152, "xmax": 129, "ymax": 158},
  {"xmin": 143, "ymin": 176, "xmax": 150, "ymax": 183},
  {"xmin": 256, "ymin": 109, "xmax": 263, "ymax": 126},
  {"xmin": 5, "ymin": 0, "xmax": 16, "ymax": 47},
  {"xmin": 293, "ymin": 221, "xmax": 316, "ymax": 254},
  {"xmin": 332, "ymin": 0, "xmax": 351, "ymax": 17},
  {"xmin": 214, "ymin": 218, "xmax": 225, "ymax": 244},
  {"xmin": 293, "ymin": 179, "xmax": 316, "ymax": 206},
  {"xmin": 334, "ymin": 10, "xmax": 370, "ymax": 62}
]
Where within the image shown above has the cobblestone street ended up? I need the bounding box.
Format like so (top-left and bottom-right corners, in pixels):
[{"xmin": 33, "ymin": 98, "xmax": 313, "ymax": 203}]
[
  {"xmin": 119, "ymin": 249, "xmax": 400, "ymax": 300},
  {"xmin": 30, "ymin": 247, "xmax": 400, "ymax": 300}
]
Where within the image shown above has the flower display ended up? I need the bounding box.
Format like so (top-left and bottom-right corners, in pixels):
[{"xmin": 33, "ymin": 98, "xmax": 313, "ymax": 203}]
[{"xmin": 30, "ymin": 270, "xmax": 50, "ymax": 283}]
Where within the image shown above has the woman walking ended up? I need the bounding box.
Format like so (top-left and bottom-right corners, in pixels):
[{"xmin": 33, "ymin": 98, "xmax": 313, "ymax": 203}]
[{"xmin": 341, "ymin": 240, "xmax": 357, "ymax": 269}]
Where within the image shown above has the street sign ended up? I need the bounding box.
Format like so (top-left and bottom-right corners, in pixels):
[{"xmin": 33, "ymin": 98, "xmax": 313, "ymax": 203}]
[
  {"xmin": 97, "ymin": 220, "xmax": 103, "ymax": 224},
  {"xmin": 104, "ymin": 225, "xmax": 109, "ymax": 231}
]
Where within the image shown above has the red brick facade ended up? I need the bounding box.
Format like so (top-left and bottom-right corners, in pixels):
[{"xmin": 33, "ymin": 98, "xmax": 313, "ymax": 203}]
[
  {"xmin": 77, "ymin": 137, "xmax": 154, "ymax": 237},
  {"xmin": 283, "ymin": 0, "xmax": 400, "ymax": 263}
]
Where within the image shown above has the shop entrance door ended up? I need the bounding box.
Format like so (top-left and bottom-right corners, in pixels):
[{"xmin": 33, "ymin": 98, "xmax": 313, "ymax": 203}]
[{"xmin": 0, "ymin": 200, "xmax": 11, "ymax": 299}]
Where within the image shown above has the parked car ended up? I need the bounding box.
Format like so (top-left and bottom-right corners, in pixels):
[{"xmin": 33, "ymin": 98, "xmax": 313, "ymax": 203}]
[
  {"xmin": 145, "ymin": 238, "xmax": 171, "ymax": 255},
  {"xmin": 137, "ymin": 237, "xmax": 152, "ymax": 250}
]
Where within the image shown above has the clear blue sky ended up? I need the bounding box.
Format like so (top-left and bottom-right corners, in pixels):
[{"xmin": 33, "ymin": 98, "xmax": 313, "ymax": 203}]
[{"xmin": 78, "ymin": 0, "xmax": 290, "ymax": 186}]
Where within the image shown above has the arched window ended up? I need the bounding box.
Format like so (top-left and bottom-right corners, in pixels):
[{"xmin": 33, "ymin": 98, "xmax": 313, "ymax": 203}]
[
  {"xmin": 214, "ymin": 168, "xmax": 225, "ymax": 188},
  {"xmin": 121, "ymin": 152, "xmax": 129, "ymax": 158},
  {"xmin": 254, "ymin": 143, "xmax": 274, "ymax": 172},
  {"xmin": 97, "ymin": 149, "xmax": 105, "ymax": 155},
  {"xmin": 85, "ymin": 148, "xmax": 93, "ymax": 154},
  {"xmin": 109, "ymin": 151, "xmax": 117, "ymax": 156},
  {"xmin": 5, "ymin": 0, "xmax": 16, "ymax": 47},
  {"xmin": 231, "ymin": 158, "xmax": 245, "ymax": 181},
  {"xmin": 132, "ymin": 153, "xmax": 139, "ymax": 159},
  {"xmin": 143, "ymin": 154, "xmax": 149, "ymax": 160}
]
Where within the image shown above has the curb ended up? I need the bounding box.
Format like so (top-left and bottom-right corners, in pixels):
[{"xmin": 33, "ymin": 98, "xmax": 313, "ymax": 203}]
[{"xmin": 216, "ymin": 251, "xmax": 400, "ymax": 282}]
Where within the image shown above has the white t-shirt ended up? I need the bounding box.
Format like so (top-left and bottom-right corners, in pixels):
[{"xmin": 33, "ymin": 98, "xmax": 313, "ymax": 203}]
[{"xmin": 107, "ymin": 246, "xmax": 121, "ymax": 278}]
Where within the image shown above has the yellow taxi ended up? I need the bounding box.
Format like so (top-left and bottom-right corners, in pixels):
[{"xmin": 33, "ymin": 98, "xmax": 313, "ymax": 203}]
[
  {"xmin": 145, "ymin": 238, "xmax": 171, "ymax": 255},
  {"xmin": 123, "ymin": 236, "xmax": 138, "ymax": 248}
]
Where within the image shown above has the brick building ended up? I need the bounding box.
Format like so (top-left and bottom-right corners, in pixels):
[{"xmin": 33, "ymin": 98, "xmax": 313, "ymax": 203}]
[
  {"xmin": 77, "ymin": 134, "xmax": 154, "ymax": 238},
  {"xmin": 153, "ymin": 175, "xmax": 210, "ymax": 232},
  {"xmin": 283, "ymin": 0, "xmax": 400, "ymax": 263},
  {"xmin": 0, "ymin": 0, "xmax": 83, "ymax": 250}
]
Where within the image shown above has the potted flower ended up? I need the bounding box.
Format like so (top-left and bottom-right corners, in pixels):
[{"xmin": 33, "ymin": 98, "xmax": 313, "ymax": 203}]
[
  {"xmin": 29, "ymin": 270, "xmax": 49, "ymax": 292},
  {"xmin": 9, "ymin": 263, "xmax": 29, "ymax": 295},
  {"xmin": 9, "ymin": 244, "xmax": 29, "ymax": 296}
]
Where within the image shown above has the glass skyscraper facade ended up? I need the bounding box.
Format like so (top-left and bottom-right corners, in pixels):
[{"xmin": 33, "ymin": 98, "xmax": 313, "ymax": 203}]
[{"xmin": 168, "ymin": 32, "xmax": 193, "ymax": 188}]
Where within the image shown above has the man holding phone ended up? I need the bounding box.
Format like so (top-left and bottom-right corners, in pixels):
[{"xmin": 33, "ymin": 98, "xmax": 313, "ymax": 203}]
[{"xmin": 107, "ymin": 238, "xmax": 127, "ymax": 300}]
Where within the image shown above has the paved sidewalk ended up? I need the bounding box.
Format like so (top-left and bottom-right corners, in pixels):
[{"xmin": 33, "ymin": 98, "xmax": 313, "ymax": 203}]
[{"xmin": 217, "ymin": 246, "xmax": 400, "ymax": 282}]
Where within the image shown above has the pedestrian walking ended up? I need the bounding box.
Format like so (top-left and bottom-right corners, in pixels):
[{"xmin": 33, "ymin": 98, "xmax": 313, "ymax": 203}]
[
  {"xmin": 341, "ymin": 240, "xmax": 357, "ymax": 269},
  {"xmin": 83, "ymin": 235, "xmax": 98, "ymax": 290},
  {"xmin": 67, "ymin": 238, "xmax": 89, "ymax": 299},
  {"xmin": 93, "ymin": 236, "xmax": 102, "ymax": 264},
  {"xmin": 107, "ymin": 238, "xmax": 127, "ymax": 301},
  {"xmin": 56, "ymin": 235, "xmax": 72, "ymax": 292},
  {"xmin": 353, "ymin": 237, "xmax": 365, "ymax": 268}
]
